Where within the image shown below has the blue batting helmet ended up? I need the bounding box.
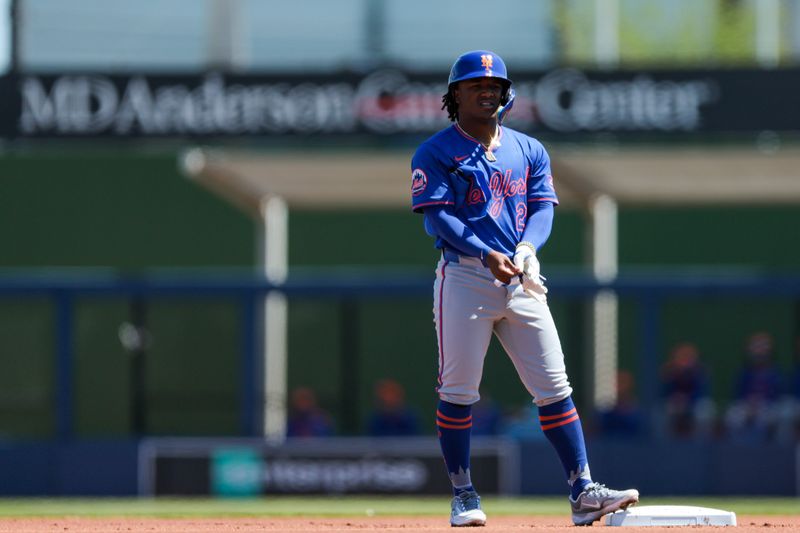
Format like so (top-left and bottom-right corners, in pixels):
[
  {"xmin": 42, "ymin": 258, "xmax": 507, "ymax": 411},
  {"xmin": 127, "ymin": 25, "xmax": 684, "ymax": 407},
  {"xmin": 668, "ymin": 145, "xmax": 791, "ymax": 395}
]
[{"xmin": 447, "ymin": 50, "xmax": 512, "ymax": 88}]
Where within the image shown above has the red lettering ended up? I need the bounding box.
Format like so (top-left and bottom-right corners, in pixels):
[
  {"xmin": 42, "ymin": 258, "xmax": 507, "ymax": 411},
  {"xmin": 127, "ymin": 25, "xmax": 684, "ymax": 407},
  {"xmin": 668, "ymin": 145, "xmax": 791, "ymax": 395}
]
[
  {"xmin": 467, "ymin": 185, "xmax": 485, "ymax": 204},
  {"xmin": 486, "ymin": 168, "xmax": 527, "ymax": 219}
]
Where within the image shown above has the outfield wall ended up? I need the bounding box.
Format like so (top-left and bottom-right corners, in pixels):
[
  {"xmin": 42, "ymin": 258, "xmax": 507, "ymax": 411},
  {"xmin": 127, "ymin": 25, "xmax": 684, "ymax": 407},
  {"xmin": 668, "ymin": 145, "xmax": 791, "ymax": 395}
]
[
  {"xmin": 0, "ymin": 437, "xmax": 796, "ymax": 496},
  {"xmin": 1, "ymin": 150, "xmax": 799, "ymax": 439}
]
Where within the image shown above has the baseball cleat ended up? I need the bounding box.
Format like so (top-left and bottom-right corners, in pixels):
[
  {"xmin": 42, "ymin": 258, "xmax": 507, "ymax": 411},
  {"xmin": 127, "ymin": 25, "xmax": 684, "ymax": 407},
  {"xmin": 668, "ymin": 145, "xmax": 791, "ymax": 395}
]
[
  {"xmin": 570, "ymin": 482, "xmax": 639, "ymax": 526},
  {"xmin": 450, "ymin": 490, "xmax": 487, "ymax": 527}
]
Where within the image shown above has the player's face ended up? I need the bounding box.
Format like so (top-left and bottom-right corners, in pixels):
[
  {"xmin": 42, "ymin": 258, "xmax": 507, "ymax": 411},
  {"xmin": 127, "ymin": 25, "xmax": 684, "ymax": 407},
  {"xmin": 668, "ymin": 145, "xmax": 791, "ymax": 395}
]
[{"xmin": 455, "ymin": 78, "xmax": 505, "ymax": 121}]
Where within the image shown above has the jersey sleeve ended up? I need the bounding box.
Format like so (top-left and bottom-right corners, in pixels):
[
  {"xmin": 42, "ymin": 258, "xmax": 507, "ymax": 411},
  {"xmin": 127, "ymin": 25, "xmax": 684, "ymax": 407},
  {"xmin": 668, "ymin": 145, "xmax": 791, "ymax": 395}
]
[
  {"xmin": 411, "ymin": 143, "xmax": 455, "ymax": 213},
  {"xmin": 526, "ymin": 139, "xmax": 559, "ymax": 206}
]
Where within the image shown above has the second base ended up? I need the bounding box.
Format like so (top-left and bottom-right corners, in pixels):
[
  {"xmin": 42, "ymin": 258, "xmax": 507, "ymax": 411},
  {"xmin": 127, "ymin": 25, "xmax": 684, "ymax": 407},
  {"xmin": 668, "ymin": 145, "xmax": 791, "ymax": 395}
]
[{"xmin": 605, "ymin": 505, "xmax": 737, "ymax": 527}]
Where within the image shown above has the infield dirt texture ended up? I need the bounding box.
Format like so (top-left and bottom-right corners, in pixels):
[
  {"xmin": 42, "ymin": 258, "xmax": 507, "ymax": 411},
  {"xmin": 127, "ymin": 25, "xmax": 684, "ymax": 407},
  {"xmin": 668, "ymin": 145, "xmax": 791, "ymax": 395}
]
[
  {"xmin": 0, "ymin": 497, "xmax": 797, "ymax": 532},
  {"xmin": 2, "ymin": 515, "xmax": 800, "ymax": 531}
]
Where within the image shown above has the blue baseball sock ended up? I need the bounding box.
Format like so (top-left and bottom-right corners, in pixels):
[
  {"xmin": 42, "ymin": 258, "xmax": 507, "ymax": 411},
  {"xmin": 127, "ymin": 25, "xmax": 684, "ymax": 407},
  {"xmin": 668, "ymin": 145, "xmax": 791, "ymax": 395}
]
[
  {"xmin": 538, "ymin": 396, "xmax": 592, "ymax": 499},
  {"xmin": 436, "ymin": 400, "xmax": 474, "ymax": 496}
]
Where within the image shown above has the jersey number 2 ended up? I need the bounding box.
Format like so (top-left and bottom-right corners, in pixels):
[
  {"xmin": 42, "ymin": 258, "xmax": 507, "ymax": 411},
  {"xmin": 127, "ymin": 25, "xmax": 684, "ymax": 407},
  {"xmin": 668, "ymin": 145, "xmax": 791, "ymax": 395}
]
[{"xmin": 515, "ymin": 202, "xmax": 527, "ymax": 232}]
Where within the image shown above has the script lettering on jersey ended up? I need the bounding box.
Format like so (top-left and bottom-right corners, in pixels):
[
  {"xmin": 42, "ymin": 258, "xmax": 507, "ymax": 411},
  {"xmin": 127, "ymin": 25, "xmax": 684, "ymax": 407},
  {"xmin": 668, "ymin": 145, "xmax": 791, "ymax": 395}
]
[
  {"xmin": 465, "ymin": 179, "xmax": 485, "ymax": 205},
  {"xmin": 487, "ymin": 169, "xmax": 526, "ymax": 219}
]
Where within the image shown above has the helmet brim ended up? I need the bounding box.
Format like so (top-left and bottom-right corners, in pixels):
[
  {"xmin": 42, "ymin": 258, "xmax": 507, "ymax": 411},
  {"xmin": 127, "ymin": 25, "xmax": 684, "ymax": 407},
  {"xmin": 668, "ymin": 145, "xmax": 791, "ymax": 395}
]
[{"xmin": 449, "ymin": 72, "xmax": 512, "ymax": 88}]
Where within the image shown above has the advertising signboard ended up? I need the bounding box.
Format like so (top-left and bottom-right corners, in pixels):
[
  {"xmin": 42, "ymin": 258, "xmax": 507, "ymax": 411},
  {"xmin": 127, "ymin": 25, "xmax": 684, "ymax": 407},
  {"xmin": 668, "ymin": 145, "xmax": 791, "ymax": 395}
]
[
  {"xmin": 2, "ymin": 68, "xmax": 797, "ymax": 139},
  {"xmin": 139, "ymin": 437, "xmax": 520, "ymax": 496}
]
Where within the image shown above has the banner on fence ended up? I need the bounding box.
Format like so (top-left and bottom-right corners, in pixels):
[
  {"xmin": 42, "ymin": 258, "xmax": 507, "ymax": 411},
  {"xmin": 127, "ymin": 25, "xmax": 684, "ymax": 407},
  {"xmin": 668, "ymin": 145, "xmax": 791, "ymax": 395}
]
[{"xmin": 139, "ymin": 437, "xmax": 520, "ymax": 496}]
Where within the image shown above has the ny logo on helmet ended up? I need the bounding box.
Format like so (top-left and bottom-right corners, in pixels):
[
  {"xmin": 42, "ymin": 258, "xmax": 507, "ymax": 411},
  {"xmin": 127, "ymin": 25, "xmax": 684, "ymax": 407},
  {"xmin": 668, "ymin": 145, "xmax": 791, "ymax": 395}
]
[{"xmin": 481, "ymin": 54, "xmax": 493, "ymax": 74}]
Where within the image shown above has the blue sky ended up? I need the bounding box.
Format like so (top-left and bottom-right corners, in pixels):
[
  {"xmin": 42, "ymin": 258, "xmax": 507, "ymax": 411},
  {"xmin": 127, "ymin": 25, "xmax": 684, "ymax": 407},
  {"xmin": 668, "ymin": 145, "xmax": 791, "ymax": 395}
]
[{"xmin": 0, "ymin": 0, "xmax": 8, "ymax": 73}]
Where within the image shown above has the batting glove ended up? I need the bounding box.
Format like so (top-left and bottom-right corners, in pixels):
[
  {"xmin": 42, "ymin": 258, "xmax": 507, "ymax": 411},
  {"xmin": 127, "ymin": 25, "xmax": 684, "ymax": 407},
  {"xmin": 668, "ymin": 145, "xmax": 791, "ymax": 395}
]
[{"xmin": 513, "ymin": 241, "xmax": 547, "ymax": 301}]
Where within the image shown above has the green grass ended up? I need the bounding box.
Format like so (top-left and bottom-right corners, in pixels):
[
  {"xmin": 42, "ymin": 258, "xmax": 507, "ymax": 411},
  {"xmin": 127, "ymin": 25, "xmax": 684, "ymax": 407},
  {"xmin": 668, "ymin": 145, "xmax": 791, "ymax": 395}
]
[{"xmin": 0, "ymin": 496, "xmax": 796, "ymax": 518}]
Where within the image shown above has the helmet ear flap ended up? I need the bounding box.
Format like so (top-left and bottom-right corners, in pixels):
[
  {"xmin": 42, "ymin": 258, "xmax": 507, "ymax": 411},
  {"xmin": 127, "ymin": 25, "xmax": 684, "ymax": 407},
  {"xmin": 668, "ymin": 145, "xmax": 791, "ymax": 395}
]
[
  {"xmin": 497, "ymin": 87, "xmax": 515, "ymax": 124},
  {"xmin": 499, "ymin": 81, "xmax": 512, "ymax": 105}
]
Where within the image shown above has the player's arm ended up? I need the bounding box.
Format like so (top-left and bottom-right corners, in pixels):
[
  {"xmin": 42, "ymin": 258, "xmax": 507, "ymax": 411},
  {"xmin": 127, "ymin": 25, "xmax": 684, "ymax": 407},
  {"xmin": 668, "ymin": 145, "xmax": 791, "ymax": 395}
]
[
  {"xmin": 513, "ymin": 139, "xmax": 558, "ymax": 297},
  {"xmin": 424, "ymin": 205, "xmax": 519, "ymax": 283},
  {"xmin": 423, "ymin": 205, "xmax": 491, "ymax": 259},
  {"xmin": 521, "ymin": 201, "xmax": 554, "ymax": 252},
  {"xmin": 515, "ymin": 139, "xmax": 555, "ymax": 296},
  {"xmin": 513, "ymin": 201, "xmax": 554, "ymax": 299}
]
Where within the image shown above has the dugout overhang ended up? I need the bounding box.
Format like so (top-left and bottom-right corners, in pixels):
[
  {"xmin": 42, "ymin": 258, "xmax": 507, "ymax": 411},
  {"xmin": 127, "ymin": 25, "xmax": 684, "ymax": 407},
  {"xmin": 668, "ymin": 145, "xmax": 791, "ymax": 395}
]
[{"xmin": 182, "ymin": 145, "xmax": 800, "ymax": 211}]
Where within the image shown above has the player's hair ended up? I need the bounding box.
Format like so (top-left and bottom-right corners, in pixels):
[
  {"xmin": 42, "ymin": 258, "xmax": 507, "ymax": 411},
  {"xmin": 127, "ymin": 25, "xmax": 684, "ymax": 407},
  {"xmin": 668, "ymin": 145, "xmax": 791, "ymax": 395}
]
[{"xmin": 441, "ymin": 88, "xmax": 458, "ymax": 122}]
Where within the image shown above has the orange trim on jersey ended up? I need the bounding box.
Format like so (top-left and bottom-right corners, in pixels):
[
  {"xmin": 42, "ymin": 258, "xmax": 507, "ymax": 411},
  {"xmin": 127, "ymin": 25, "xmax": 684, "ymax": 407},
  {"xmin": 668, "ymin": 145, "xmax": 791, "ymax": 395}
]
[
  {"xmin": 436, "ymin": 420, "xmax": 473, "ymax": 430},
  {"xmin": 453, "ymin": 124, "xmax": 504, "ymax": 146},
  {"xmin": 527, "ymin": 197, "xmax": 559, "ymax": 203},
  {"xmin": 436, "ymin": 410, "xmax": 472, "ymax": 423},
  {"xmin": 541, "ymin": 414, "xmax": 580, "ymax": 431},
  {"xmin": 453, "ymin": 123, "xmax": 480, "ymax": 144},
  {"xmin": 413, "ymin": 200, "xmax": 455, "ymax": 213},
  {"xmin": 538, "ymin": 407, "xmax": 577, "ymax": 422}
]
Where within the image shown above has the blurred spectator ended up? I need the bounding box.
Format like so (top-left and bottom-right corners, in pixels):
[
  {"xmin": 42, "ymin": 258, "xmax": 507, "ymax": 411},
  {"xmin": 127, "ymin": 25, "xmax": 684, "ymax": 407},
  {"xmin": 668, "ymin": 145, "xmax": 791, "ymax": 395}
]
[
  {"xmin": 286, "ymin": 386, "xmax": 334, "ymax": 437},
  {"xmin": 659, "ymin": 342, "xmax": 716, "ymax": 439},
  {"xmin": 776, "ymin": 335, "xmax": 800, "ymax": 442},
  {"xmin": 500, "ymin": 403, "xmax": 545, "ymax": 441},
  {"xmin": 367, "ymin": 378, "xmax": 421, "ymax": 436},
  {"xmin": 596, "ymin": 370, "xmax": 644, "ymax": 438},
  {"xmin": 723, "ymin": 332, "xmax": 784, "ymax": 442},
  {"xmin": 793, "ymin": 336, "xmax": 800, "ymax": 399},
  {"xmin": 471, "ymin": 393, "xmax": 504, "ymax": 436}
]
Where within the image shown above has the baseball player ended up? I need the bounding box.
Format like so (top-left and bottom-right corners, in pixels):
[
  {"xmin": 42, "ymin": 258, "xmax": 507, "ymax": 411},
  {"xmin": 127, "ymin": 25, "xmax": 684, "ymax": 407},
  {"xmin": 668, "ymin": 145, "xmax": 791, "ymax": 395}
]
[{"xmin": 410, "ymin": 50, "xmax": 639, "ymax": 527}]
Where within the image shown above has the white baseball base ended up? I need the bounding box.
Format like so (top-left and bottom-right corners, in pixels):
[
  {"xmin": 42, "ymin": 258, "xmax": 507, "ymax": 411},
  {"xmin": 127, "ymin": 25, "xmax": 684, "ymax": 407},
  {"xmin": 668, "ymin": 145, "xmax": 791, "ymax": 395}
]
[{"xmin": 605, "ymin": 505, "xmax": 737, "ymax": 527}]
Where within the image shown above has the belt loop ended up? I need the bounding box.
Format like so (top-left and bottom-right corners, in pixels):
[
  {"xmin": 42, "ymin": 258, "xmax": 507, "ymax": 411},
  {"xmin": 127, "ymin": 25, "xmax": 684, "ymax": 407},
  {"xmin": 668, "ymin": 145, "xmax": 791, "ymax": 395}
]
[{"xmin": 442, "ymin": 249, "xmax": 460, "ymax": 263}]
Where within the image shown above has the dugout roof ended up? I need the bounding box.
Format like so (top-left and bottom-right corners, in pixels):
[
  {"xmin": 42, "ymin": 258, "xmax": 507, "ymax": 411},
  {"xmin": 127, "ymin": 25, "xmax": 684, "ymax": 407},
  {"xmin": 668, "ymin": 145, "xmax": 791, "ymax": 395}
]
[{"xmin": 181, "ymin": 145, "xmax": 800, "ymax": 213}]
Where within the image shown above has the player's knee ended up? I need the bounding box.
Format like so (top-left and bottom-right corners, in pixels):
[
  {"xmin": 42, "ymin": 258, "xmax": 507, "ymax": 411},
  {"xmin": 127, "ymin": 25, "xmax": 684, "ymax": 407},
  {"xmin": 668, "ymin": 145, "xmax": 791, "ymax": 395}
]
[
  {"xmin": 439, "ymin": 390, "xmax": 480, "ymax": 406},
  {"xmin": 533, "ymin": 385, "xmax": 573, "ymax": 407}
]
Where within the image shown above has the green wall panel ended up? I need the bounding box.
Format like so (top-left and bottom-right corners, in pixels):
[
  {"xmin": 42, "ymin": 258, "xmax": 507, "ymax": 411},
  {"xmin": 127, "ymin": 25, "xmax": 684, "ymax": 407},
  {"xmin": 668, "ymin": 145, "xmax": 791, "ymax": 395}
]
[
  {"xmin": 286, "ymin": 299, "xmax": 344, "ymax": 431},
  {"xmin": 74, "ymin": 299, "xmax": 131, "ymax": 436},
  {"xmin": 144, "ymin": 298, "xmax": 240, "ymax": 435},
  {"xmin": 0, "ymin": 151, "xmax": 254, "ymax": 269},
  {"xmin": 619, "ymin": 207, "xmax": 800, "ymax": 269},
  {"xmin": 0, "ymin": 298, "xmax": 54, "ymax": 437}
]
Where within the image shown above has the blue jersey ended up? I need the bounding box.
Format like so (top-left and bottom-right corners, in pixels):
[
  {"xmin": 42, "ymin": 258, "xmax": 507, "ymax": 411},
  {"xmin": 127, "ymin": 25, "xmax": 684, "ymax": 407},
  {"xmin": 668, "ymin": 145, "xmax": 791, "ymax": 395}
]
[{"xmin": 411, "ymin": 124, "xmax": 558, "ymax": 257}]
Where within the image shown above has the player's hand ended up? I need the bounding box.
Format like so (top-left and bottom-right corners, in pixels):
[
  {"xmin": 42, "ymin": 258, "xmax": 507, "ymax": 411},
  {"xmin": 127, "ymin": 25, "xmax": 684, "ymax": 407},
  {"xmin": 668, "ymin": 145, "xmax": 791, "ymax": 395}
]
[
  {"xmin": 513, "ymin": 242, "xmax": 548, "ymax": 300},
  {"xmin": 486, "ymin": 250, "xmax": 519, "ymax": 285}
]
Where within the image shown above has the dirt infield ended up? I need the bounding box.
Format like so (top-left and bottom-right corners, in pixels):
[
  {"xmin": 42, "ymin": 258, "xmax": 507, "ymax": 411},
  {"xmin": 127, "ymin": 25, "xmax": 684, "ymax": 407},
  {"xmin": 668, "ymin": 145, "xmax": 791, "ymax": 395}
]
[{"xmin": 1, "ymin": 515, "xmax": 799, "ymax": 532}]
